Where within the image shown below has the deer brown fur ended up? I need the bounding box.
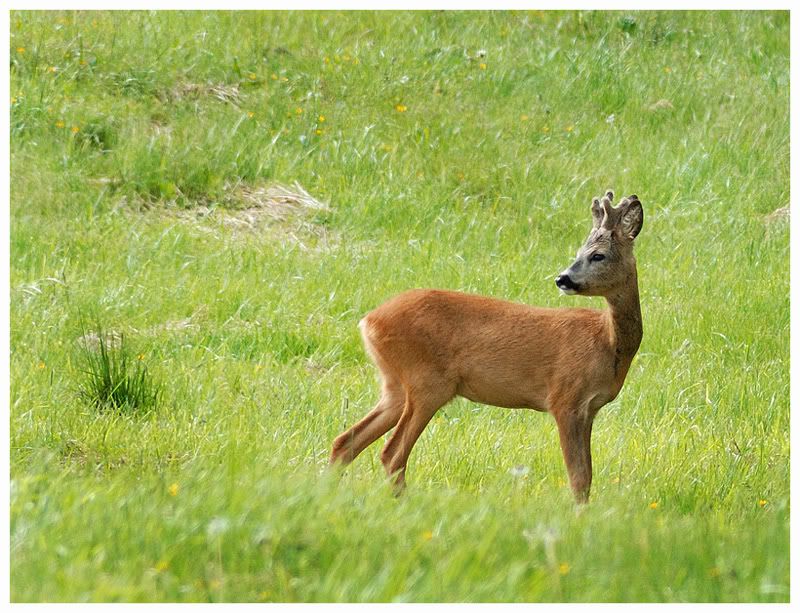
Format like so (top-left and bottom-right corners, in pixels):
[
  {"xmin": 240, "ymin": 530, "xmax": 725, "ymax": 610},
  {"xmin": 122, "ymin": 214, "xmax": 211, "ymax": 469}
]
[{"xmin": 330, "ymin": 191, "xmax": 644, "ymax": 503}]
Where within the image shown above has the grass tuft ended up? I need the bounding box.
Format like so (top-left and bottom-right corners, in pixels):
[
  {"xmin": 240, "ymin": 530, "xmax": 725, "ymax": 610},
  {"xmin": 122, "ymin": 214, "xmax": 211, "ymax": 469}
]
[{"xmin": 76, "ymin": 324, "xmax": 162, "ymax": 414}]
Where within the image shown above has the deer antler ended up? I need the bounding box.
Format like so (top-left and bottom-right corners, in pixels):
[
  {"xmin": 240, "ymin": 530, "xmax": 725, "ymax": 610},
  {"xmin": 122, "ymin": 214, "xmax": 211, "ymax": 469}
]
[
  {"xmin": 591, "ymin": 197, "xmax": 604, "ymax": 229},
  {"xmin": 600, "ymin": 190, "xmax": 615, "ymax": 229},
  {"xmin": 592, "ymin": 191, "xmax": 641, "ymax": 230}
]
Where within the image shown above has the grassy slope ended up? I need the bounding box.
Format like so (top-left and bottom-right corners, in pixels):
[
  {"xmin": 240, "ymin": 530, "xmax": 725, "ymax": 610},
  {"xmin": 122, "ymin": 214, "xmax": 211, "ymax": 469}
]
[{"xmin": 10, "ymin": 10, "xmax": 789, "ymax": 602}]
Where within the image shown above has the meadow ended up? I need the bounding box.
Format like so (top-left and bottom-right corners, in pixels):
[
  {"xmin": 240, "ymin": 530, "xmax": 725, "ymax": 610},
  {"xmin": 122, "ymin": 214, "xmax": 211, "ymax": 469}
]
[{"xmin": 9, "ymin": 10, "xmax": 789, "ymax": 602}]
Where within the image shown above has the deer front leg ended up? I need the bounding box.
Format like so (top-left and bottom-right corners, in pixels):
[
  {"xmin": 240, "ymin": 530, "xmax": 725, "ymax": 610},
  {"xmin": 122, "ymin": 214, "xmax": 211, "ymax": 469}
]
[{"xmin": 553, "ymin": 408, "xmax": 594, "ymax": 504}]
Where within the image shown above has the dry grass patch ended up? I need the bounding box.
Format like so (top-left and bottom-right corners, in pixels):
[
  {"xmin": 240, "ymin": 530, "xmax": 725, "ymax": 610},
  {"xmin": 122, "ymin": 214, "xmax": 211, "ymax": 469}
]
[
  {"xmin": 170, "ymin": 181, "xmax": 336, "ymax": 250},
  {"xmin": 764, "ymin": 206, "xmax": 789, "ymax": 224},
  {"xmin": 78, "ymin": 329, "xmax": 125, "ymax": 352},
  {"xmin": 158, "ymin": 81, "xmax": 241, "ymax": 105},
  {"xmin": 226, "ymin": 181, "xmax": 331, "ymax": 221},
  {"xmin": 647, "ymin": 98, "xmax": 674, "ymax": 111},
  {"xmin": 77, "ymin": 310, "xmax": 206, "ymax": 351}
]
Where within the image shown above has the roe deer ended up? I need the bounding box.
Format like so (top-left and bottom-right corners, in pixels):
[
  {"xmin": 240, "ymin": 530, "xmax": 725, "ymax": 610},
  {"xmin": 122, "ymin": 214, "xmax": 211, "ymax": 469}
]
[{"xmin": 330, "ymin": 191, "xmax": 643, "ymax": 503}]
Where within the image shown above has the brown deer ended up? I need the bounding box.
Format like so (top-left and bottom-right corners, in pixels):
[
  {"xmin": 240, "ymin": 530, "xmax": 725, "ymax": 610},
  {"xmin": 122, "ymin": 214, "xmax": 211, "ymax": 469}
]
[{"xmin": 330, "ymin": 191, "xmax": 643, "ymax": 503}]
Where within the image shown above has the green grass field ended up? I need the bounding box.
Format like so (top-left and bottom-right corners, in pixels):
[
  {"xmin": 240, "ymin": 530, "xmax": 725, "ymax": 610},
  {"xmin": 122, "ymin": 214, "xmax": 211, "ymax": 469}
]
[{"xmin": 9, "ymin": 10, "xmax": 790, "ymax": 602}]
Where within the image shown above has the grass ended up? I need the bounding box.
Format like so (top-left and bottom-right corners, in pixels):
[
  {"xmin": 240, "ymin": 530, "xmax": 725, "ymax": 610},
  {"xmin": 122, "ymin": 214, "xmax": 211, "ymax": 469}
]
[
  {"xmin": 75, "ymin": 322, "xmax": 162, "ymax": 414},
  {"xmin": 9, "ymin": 10, "xmax": 789, "ymax": 602}
]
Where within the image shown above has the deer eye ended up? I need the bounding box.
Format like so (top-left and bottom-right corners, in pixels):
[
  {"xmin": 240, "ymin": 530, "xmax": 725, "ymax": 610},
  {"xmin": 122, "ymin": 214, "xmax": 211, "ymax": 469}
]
[{"xmin": 590, "ymin": 253, "xmax": 606, "ymax": 262}]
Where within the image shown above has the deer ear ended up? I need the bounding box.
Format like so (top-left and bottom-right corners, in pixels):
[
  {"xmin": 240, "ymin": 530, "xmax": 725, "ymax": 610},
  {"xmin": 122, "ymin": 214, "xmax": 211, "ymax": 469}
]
[
  {"xmin": 620, "ymin": 198, "xmax": 643, "ymax": 240},
  {"xmin": 590, "ymin": 198, "xmax": 604, "ymax": 229}
]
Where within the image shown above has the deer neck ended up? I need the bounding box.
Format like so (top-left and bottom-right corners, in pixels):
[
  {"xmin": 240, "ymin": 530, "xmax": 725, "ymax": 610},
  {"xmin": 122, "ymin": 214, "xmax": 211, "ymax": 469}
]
[{"xmin": 604, "ymin": 268, "xmax": 643, "ymax": 378}]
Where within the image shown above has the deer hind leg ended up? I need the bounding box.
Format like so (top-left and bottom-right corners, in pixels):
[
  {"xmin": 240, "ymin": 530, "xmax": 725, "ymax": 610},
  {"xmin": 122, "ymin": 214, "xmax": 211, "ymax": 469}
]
[
  {"xmin": 553, "ymin": 407, "xmax": 594, "ymax": 504},
  {"xmin": 330, "ymin": 323, "xmax": 406, "ymax": 466},
  {"xmin": 329, "ymin": 376, "xmax": 404, "ymax": 466},
  {"xmin": 380, "ymin": 381, "xmax": 455, "ymax": 494}
]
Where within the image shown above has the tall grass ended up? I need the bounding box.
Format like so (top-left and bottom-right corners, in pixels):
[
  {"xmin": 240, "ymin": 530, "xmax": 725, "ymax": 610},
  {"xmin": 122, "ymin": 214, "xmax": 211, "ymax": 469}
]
[
  {"xmin": 9, "ymin": 10, "xmax": 789, "ymax": 602},
  {"xmin": 76, "ymin": 324, "xmax": 162, "ymax": 414}
]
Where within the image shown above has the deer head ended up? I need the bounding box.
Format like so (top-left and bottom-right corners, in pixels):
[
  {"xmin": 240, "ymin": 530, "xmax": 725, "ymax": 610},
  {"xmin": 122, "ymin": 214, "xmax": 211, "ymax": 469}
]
[{"xmin": 555, "ymin": 191, "xmax": 644, "ymax": 297}]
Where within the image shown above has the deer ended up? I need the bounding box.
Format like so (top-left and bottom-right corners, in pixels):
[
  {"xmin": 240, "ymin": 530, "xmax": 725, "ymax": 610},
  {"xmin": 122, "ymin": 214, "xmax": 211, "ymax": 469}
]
[{"xmin": 329, "ymin": 190, "xmax": 643, "ymax": 503}]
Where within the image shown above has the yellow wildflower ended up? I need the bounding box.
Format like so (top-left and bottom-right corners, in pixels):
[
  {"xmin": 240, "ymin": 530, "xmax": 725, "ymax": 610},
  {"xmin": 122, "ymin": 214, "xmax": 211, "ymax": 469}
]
[
  {"xmin": 295, "ymin": 107, "xmax": 303, "ymax": 115},
  {"xmin": 168, "ymin": 483, "xmax": 179, "ymax": 496},
  {"xmin": 421, "ymin": 530, "xmax": 434, "ymax": 541},
  {"xmin": 48, "ymin": 66, "xmax": 58, "ymax": 73},
  {"xmin": 16, "ymin": 47, "xmax": 25, "ymax": 54},
  {"xmin": 318, "ymin": 115, "xmax": 326, "ymax": 122},
  {"xmin": 155, "ymin": 560, "xmax": 169, "ymax": 572},
  {"xmin": 479, "ymin": 62, "xmax": 487, "ymax": 70},
  {"xmin": 649, "ymin": 501, "xmax": 659, "ymax": 510},
  {"xmin": 247, "ymin": 111, "xmax": 255, "ymax": 118},
  {"xmin": 558, "ymin": 563, "xmax": 570, "ymax": 575},
  {"xmin": 395, "ymin": 104, "xmax": 408, "ymax": 113},
  {"xmin": 136, "ymin": 353, "xmax": 144, "ymax": 360},
  {"xmin": 324, "ymin": 56, "xmax": 330, "ymax": 64},
  {"xmin": 271, "ymin": 73, "xmax": 278, "ymax": 80},
  {"xmin": 37, "ymin": 361, "xmax": 46, "ymax": 370},
  {"xmin": 55, "ymin": 120, "xmax": 65, "ymax": 128},
  {"xmin": 565, "ymin": 125, "xmax": 574, "ymax": 132},
  {"xmin": 520, "ymin": 114, "xmax": 529, "ymax": 122},
  {"xmin": 758, "ymin": 499, "xmax": 768, "ymax": 508},
  {"xmin": 315, "ymin": 129, "xmax": 323, "ymax": 135},
  {"xmin": 71, "ymin": 126, "xmax": 80, "ymax": 134}
]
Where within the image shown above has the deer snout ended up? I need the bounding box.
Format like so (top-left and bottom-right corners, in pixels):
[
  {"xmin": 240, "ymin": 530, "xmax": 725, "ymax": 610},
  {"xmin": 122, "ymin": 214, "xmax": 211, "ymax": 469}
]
[{"xmin": 555, "ymin": 273, "xmax": 579, "ymax": 294}]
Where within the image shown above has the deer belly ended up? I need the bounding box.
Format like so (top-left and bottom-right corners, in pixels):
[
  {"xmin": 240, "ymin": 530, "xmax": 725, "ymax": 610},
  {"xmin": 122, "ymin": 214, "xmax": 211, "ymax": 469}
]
[{"xmin": 455, "ymin": 372, "xmax": 548, "ymax": 410}]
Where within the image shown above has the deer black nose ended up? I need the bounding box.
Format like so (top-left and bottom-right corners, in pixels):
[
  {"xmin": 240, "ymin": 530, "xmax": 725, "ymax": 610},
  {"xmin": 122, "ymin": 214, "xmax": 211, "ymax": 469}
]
[{"xmin": 555, "ymin": 274, "xmax": 578, "ymax": 291}]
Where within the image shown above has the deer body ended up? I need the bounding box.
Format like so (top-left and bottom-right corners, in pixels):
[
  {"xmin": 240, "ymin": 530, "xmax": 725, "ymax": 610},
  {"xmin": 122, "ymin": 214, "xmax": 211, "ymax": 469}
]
[{"xmin": 330, "ymin": 191, "xmax": 644, "ymax": 503}]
